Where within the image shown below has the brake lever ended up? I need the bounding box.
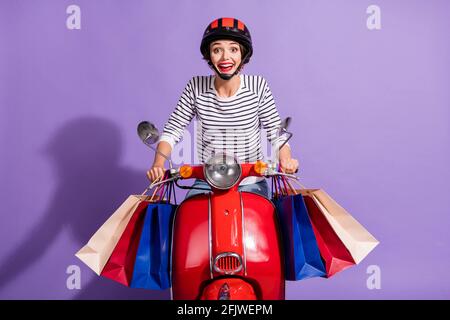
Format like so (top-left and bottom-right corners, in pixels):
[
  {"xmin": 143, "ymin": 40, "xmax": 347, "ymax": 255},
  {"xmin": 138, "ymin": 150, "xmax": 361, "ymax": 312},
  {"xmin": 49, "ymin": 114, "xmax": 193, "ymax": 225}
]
[
  {"xmin": 263, "ymin": 168, "xmax": 299, "ymax": 180},
  {"xmin": 275, "ymin": 172, "xmax": 299, "ymax": 180},
  {"xmin": 150, "ymin": 176, "xmax": 179, "ymax": 188}
]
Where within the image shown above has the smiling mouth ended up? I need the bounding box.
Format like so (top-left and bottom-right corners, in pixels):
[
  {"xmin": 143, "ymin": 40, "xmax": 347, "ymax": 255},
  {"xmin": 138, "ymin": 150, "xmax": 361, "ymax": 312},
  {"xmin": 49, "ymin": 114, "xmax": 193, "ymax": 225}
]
[{"xmin": 217, "ymin": 63, "xmax": 234, "ymax": 73}]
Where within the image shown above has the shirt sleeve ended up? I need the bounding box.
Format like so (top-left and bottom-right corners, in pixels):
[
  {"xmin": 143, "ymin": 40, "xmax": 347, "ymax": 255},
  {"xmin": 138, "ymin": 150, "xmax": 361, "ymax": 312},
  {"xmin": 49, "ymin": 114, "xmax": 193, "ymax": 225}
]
[
  {"xmin": 158, "ymin": 78, "xmax": 196, "ymax": 149},
  {"xmin": 257, "ymin": 78, "xmax": 290, "ymax": 150}
]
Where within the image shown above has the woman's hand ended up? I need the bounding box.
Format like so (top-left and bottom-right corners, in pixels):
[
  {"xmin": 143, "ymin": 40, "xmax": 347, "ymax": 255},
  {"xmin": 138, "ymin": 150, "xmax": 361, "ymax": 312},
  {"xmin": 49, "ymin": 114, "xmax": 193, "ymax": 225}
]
[
  {"xmin": 280, "ymin": 157, "xmax": 299, "ymax": 174},
  {"xmin": 147, "ymin": 165, "xmax": 165, "ymax": 182},
  {"xmin": 278, "ymin": 145, "xmax": 299, "ymax": 174}
]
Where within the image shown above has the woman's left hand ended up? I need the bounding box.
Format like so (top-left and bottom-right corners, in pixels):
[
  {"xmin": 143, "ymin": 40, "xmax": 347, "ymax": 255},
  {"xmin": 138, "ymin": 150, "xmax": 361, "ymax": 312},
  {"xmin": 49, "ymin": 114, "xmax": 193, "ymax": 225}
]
[{"xmin": 280, "ymin": 157, "xmax": 299, "ymax": 174}]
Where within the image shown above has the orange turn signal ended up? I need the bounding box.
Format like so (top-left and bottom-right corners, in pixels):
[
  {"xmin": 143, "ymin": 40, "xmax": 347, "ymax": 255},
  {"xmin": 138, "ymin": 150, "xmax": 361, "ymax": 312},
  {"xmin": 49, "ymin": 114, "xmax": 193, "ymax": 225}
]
[
  {"xmin": 179, "ymin": 165, "xmax": 193, "ymax": 179},
  {"xmin": 254, "ymin": 161, "xmax": 268, "ymax": 175}
]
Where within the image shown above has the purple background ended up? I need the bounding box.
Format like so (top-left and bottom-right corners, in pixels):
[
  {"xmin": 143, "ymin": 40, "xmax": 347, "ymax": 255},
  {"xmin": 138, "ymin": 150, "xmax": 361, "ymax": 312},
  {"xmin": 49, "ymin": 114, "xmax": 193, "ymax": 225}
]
[{"xmin": 1, "ymin": 0, "xmax": 449, "ymax": 299}]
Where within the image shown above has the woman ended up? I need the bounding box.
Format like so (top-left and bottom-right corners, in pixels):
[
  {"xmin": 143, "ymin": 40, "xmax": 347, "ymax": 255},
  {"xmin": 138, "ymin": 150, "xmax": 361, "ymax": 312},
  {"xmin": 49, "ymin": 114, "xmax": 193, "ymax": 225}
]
[{"xmin": 147, "ymin": 17, "xmax": 299, "ymax": 198}]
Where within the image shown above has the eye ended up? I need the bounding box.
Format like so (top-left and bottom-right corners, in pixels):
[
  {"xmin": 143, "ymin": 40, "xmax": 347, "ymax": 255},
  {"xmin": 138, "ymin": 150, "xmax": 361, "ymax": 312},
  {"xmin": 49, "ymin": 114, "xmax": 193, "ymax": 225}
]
[
  {"xmin": 231, "ymin": 47, "xmax": 239, "ymax": 53},
  {"xmin": 212, "ymin": 48, "xmax": 221, "ymax": 54}
]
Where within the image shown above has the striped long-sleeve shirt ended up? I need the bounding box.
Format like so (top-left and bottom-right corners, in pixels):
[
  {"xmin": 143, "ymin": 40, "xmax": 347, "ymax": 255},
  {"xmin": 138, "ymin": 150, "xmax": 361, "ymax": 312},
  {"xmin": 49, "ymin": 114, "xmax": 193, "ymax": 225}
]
[{"xmin": 159, "ymin": 74, "xmax": 288, "ymax": 184}]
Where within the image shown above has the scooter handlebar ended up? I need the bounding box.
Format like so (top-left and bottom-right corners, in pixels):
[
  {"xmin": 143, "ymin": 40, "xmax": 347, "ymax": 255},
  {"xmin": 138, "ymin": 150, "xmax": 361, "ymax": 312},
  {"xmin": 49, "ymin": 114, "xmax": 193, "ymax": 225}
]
[{"xmin": 149, "ymin": 162, "xmax": 299, "ymax": 189}]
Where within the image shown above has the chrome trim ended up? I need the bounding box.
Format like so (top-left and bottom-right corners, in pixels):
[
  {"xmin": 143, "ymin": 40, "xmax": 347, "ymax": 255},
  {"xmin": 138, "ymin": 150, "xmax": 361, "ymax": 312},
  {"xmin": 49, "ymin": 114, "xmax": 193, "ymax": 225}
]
[
  {"xmin": 208, "ymin": 193, "xmax": 213, "ymax": 279},
  {"xmin": 240, "ymin": 192, "xmax": 247, "ymax": 276},
  {"xmin": 213, "ymin": 252, "xmax": 243, "ymax": 274}
]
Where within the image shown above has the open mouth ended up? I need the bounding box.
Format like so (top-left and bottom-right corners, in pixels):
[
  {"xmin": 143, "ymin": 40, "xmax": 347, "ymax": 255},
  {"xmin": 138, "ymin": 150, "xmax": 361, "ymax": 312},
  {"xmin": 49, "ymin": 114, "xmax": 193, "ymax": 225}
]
[{"xmin": 217, "ymin": 62, "xmax": 234, "ymax": 73}]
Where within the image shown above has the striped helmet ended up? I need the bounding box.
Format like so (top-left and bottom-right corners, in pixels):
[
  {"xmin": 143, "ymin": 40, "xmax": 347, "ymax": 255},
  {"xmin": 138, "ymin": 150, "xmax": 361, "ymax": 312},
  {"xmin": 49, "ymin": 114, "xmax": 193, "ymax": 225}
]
[{"xmin": 200, "ymin": 17, "xmax": 253, "ymax": 64}]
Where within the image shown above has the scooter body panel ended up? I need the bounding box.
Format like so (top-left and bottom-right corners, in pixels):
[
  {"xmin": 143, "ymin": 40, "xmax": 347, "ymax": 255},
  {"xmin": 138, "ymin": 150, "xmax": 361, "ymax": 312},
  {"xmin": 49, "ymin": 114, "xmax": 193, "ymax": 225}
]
[
  {"xmin": 171, "ymin": 193, "xmax": 210, "ymax": 300},
  {"xmin": 241, "ymin": 192, "xmax": 285, "ymax": 300},
  {"xmin": 171, "ymin": 190, "xmax": 284, "ymax": 300}
]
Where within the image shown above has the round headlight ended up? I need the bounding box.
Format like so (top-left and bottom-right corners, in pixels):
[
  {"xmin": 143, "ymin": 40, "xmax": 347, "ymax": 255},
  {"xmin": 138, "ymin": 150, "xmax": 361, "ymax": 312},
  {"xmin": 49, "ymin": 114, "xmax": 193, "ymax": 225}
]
[{"xmin": 204, "ymin": 152, "xmax": 242, "ymax": 190}]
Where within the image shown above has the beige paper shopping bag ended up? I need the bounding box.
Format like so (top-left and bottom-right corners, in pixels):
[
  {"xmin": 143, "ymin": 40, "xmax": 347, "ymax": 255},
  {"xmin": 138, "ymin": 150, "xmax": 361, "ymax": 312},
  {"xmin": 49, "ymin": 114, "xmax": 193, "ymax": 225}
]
[
  {"xmin": 282, "ymin": 178, "xmax": 379, "ymax": 265},
  {"xmin": 75, "ymin": 195, "xmax": 151, "ymax": 275},
  {"xmin": 294, "ymin": 187, "xmax": 379, "ymax": 264}
]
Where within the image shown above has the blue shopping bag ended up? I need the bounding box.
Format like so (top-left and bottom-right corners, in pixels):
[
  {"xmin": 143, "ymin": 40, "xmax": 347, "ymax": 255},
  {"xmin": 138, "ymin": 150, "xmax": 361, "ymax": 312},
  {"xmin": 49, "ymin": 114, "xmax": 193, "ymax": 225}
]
[
  {"xmin": 274, "ymin": 194, "xmax": 326, "ymax": 280},
  {"xmin": 130, "ymin": 203, "xmax": 177, "ymax": 290}
]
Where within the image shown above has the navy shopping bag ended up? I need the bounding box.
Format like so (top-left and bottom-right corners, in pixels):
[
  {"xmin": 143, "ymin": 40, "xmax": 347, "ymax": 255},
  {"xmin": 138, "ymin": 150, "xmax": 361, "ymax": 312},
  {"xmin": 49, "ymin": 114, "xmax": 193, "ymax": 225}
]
[
  {"xmin": 274, "ymin": 194, "xmax": 326, "ymax": 280},
  {"xmin": 130, "ymin": 203, "xmax": 177, "ymax": 290}
]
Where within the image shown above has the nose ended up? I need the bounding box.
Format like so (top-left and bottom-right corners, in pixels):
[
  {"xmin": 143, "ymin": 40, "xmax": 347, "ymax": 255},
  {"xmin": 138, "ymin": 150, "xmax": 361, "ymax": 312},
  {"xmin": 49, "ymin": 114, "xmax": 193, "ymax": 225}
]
[{"xmin": 222, "ymin": 49, "xmax": 230, "ymax": 60}]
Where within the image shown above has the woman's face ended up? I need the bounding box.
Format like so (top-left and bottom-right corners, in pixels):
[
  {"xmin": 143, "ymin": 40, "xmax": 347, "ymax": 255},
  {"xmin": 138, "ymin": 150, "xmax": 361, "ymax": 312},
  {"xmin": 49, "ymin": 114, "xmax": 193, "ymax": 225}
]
[{"xmin": 209, "ymin": 40, "xmax": 242, "ymax": 76}]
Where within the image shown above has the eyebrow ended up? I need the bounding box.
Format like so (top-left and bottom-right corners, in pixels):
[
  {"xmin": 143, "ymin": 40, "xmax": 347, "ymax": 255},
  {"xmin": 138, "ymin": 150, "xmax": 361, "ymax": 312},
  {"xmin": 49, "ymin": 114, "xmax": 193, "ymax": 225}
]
[{"xmin": 211, "ymin": 41, "xmax": 239, "ymax": 46}]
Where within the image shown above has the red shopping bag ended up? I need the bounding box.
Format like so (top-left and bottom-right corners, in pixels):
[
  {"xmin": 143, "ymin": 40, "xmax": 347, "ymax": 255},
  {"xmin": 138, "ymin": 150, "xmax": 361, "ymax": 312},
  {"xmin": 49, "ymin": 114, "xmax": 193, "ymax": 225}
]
[
  {"xmin": 302, "ymin": 195, "xmax": 355, "ymax": 277},
  {"xmin": 100, "ymin": 201, "xmax": 151, "ymax": 286}
]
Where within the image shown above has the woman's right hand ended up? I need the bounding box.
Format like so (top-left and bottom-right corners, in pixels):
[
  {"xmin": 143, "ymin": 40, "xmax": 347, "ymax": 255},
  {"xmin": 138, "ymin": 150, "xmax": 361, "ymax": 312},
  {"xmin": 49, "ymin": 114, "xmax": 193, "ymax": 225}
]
[{"xmin": 147, "ymin": 165, "xmax": 165, "ymax": 183}]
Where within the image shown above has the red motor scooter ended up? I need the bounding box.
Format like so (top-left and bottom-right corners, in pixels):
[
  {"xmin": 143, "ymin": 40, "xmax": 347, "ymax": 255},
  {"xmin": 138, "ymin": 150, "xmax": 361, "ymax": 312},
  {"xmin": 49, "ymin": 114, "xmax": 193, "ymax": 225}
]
[{"xmin": 137, "ymin": 120, "xmax": 296, "ymax": 300}]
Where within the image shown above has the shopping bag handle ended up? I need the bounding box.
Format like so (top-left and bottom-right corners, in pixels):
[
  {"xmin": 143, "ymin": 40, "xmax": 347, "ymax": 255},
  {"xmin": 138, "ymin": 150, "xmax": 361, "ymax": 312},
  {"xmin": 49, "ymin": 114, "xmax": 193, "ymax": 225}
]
[
  {"xmin": 141, "ymin": 175, "xmax": 164, "ymax": 202},
  {"xmin": 279, "ymin": 176, "xmax": 308, "ymax": 196}
]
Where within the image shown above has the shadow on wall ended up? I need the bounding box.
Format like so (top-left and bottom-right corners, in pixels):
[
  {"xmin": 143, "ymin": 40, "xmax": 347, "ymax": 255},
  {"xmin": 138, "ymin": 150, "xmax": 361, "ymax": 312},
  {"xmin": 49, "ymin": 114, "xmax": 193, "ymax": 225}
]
[{"xmin": 0, "ymin": 116, "xmax": 170, "ymax": 300}]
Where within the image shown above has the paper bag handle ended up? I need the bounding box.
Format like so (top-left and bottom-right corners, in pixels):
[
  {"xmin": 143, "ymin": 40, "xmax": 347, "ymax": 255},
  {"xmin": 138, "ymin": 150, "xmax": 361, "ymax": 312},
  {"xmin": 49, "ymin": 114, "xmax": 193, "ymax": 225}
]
[
  {"xmin": 280, "ymin": 175, "xmax": 309, "ymax": 196},
  {"xmin": 141, "ymin": 175, "xmax": 164, "ymax": 202}
]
